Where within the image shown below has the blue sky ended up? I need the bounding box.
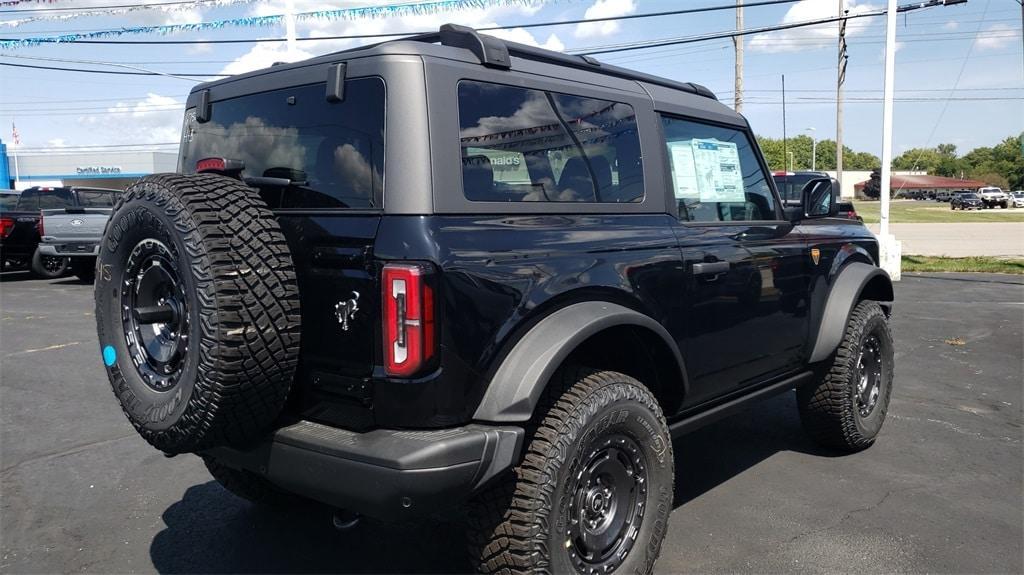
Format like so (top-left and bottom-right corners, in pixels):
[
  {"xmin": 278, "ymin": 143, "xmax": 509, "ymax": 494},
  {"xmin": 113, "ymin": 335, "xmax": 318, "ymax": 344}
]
[{"xmin": 0, "ymin": 0, "xmax": 1021, "ymax": 159}]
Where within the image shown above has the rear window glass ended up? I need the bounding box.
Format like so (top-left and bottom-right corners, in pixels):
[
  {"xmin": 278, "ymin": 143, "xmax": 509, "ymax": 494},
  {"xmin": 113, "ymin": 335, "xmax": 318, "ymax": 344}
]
[
  {"xmin": 180, "ymin": 77, "xmax": 385, "ymax": 210},
  {"xmin": 458, "ymin": 81, "xmax": 644, "ymax": 203},
  {"xmin": 77, "ymin": 190, "xmax": 118, "ymax": 207},
  {"xmin": 0, "ymin": 194, "xmax": 18, "ymax": 210},
  {"xmin": 19, "ymin": 189, "xmax": 73, "ymax": 210}
]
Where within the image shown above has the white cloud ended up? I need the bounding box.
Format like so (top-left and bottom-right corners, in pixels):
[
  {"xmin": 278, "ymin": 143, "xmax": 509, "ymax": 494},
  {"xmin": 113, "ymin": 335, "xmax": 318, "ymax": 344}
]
[
  {"xmin": 186, "ymin": 42, "xmax": 214, "ymax": 55},
  {"xmin": 749, "ymin": 0, "xmax": 880, "ymax": 54},
  {"xmin": 976, "ymin": 24, "xmax": 1020, "ymax": 51},
  {"xmin": 943, "ymin": 20, "xmax": 959, "ymax": 31},
  {"xmin": 47, "ymin": 138, "xmax": 68, "ymax": 148},
  {"xmin": 574, "ymin": 0, "xmax": 636, "ymax": 39},
  {"xmin": 219, "ymin": 0, "xmax": 565, "ymax": 75},
  {"xmin": 79, "ymin": 93, "xmax": 184, "ymax": 145}
]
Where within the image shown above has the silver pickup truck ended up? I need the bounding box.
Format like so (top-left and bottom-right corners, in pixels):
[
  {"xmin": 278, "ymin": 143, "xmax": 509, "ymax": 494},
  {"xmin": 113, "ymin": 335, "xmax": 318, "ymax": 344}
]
[{"xmin": 38, "ymin": 206, "xmax": 113, "ymax": 281}]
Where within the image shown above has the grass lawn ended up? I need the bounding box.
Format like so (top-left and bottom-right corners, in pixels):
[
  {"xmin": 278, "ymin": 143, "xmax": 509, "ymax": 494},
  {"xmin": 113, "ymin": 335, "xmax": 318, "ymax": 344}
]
[
  {"xmin": 853, "ymin": 200, "xmax": 1024, "ymax": 223},
  {"xmin": 902, "ymin": 255, "xmax": 1024, "ymax": 274}
]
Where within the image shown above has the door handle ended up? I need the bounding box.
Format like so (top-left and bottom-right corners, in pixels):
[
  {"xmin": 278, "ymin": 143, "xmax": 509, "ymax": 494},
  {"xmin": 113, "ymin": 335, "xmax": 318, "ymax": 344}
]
[{"xmin": 693, "ymin": 261, "xmax": 730, "ymax": 276}]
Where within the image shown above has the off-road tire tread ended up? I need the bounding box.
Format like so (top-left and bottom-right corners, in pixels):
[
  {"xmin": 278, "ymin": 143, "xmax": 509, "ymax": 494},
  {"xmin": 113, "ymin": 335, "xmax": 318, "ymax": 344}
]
[
  {"xmin": 99, "ymin": 173, "xmax": 300, "ymax": 453},
  {"xmin": 797, "ymin": 300, "xmax": 892, "ymax": 451},
  {"xmin": 468, "ymin": 367, "xmax": 672, "ymax": 575}
]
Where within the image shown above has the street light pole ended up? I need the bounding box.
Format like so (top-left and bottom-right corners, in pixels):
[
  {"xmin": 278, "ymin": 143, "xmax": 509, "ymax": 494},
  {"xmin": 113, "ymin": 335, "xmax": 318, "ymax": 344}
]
[
  {"xmin": 878, "ymin": 0, "xmax": 901, "ymax": 280},
  {"xmin": 806, "ymin": 127, "xmax": 817, "ymax": 171}
]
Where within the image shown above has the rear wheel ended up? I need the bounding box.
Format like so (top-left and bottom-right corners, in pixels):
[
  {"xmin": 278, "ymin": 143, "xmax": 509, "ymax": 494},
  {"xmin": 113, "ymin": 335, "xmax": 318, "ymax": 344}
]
[
  {"xmin": 71, "ymin": 257, "xmax": 96, "ymax": 282},
  {"xmin": 95, "ymin": 173, "xmax": 301, "ymax": 454},
  {"xmin": 30, "ymin": 248, "xmax": 68, "ymax": 279},
  {"xmin": 798, "ymin": 300, "xmax": 894, "ymax": 451},
  {"xmin": 468, "ymin": 368, "xmax": 673, "ymax": 574}
]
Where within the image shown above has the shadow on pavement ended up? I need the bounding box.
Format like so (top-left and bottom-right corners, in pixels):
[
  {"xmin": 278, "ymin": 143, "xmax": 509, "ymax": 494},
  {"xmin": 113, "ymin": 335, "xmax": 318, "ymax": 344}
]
[
  {"xmin": 0, "ymin": 270, "xmax": 37, "ymax": 282},
  {"xmin": 149, "ymin": 393, "xmax": 835, "ymax": 573},
  {"xmin": 149, "ymin": 482, "xmax": 471, "ymax": 574}
]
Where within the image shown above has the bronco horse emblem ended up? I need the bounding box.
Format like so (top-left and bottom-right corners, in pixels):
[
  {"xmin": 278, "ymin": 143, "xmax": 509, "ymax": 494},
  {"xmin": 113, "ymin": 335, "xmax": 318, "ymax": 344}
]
[{"xmin": 335, "ymin": 291, "xmax": 360, "ymax": 331}]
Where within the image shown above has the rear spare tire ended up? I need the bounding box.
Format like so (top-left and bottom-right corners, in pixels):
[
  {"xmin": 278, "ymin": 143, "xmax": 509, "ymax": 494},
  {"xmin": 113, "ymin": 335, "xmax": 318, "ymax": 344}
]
[{"xmin": 95, "ymin": 173, "xmax": 301, "ymax": 454}]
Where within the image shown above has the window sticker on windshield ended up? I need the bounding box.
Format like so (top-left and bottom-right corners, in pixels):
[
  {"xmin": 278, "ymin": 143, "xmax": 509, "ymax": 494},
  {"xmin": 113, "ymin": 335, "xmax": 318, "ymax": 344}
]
[
  {"xmin": 667, "ymin": 142, "xmax": 699, "ymax": 199},
  {"xmin": 691, "ymin": 139, "xmax": 745, "ymax": 203}
]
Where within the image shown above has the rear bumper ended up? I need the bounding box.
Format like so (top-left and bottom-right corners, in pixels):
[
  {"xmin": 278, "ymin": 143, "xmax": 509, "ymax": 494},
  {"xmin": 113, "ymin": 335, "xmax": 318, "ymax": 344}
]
[
  {"xmin": 205, "ymin": 420, "xmax": 523, "ymax": 521},
  {"xmin": 37, "ymin": 242, "xmax": 100, "ymax": 257}
]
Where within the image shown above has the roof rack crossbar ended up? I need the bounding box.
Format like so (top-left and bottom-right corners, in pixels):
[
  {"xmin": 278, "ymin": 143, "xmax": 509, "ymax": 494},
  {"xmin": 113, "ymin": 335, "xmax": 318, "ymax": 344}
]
[{"xmin": 412, "ymin": 24, "xmax": 717, "ymax": 101}]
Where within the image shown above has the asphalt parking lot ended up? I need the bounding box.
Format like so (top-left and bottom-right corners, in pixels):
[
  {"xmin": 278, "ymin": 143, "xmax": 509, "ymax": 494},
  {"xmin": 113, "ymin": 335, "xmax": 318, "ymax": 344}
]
[{"xmin": 1, "ymin": 271, "xmax": 1021, "ymax": 574}]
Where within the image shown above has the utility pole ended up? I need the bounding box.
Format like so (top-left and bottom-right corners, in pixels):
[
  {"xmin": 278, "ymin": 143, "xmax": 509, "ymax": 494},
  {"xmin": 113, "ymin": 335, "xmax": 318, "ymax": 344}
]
[
  {"xmin": 734, "ymin": 0, "xmax": 744, "ymax": 113},
  {"xmin": 836, "ymin": 0, "xmax": 847, "ymax": 190},
  {"xmin": 285, "ymin": 0, "xmax": 297, "ymax": 59}
]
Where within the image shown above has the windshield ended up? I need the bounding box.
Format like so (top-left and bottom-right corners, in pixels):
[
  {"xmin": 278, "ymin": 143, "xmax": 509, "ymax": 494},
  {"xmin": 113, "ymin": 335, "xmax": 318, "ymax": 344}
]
[
  {"xmin": 180, "ymin": 77, "xmax": 385, "ymax": 210},
  {"xmin": 961, "ymin": 194, "xmax": 979, "ymax": 199}
]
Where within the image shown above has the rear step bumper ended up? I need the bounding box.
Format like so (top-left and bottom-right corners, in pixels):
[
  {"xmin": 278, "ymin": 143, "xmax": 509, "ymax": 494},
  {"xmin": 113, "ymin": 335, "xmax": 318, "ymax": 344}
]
[{"xmin": 205, "ymin": 420, "xmax": 524, "ymax": 521}]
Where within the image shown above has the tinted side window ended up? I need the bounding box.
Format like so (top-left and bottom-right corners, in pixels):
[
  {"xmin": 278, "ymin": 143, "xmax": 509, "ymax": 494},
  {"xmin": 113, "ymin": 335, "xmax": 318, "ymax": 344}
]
[
  {"xmin": 0, "ymin": 194, "xmax": 17, "ymax": 210},
  {"xmin": 660, "ymin": 115, "xmax": 776, "ymax": 222},
  {"xmin": 181, "ymin": 78, "xmax": 385, "ymax": 209},
  {"xmin": 77, "ymin": 190, "xmax": 118, "ymax": 207},
  {"xmin": 458, "ymin": 81, "xmax": 643, "ymax": 203}
]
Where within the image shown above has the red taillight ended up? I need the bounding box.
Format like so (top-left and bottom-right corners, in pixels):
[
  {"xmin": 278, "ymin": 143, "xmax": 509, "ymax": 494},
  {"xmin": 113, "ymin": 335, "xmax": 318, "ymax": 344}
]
[
  {"xmin": 382, "ymin": 262, "xmax": 436, "ymax": 377},
  {"xmin": 196, "ymin": 157, "xmax": 226, "ymax": 172},
  {"xmin": 0, "ymin": 217, "xmax": 14, "ymax": 239},
  {"xmin": 848, "ymin": 211, "xmax": 858, "ymax": 219}
]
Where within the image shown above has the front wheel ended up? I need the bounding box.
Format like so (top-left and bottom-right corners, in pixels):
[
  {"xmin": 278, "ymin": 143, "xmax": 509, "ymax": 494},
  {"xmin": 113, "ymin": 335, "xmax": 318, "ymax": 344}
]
[
  {"xmin": 469, "ymin": 368, "xmax": 674, "ymax": 574},
  {"xmin": 798, "ymin": 300, "xmax": 894, "ymax": 451},
  {"xmin": 30, "ymin": 248, "xmax": 68, "ymax": 279}
]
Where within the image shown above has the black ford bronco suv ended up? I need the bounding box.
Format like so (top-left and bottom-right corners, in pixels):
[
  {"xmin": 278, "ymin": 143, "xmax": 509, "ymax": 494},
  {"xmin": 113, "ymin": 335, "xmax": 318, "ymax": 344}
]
[{"xmin": 95, "ymin": 25, "xmax": 894, "ymax": 574}]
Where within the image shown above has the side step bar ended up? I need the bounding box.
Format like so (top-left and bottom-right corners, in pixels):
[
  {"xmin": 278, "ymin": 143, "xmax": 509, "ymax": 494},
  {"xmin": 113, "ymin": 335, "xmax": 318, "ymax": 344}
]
[{"xmin": 669, "ymin": 371, "xmax": 813, "ymax": 437}]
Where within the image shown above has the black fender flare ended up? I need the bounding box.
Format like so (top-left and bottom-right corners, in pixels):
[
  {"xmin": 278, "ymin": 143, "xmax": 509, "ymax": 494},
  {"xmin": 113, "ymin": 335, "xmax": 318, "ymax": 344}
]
[
  {"xmin": 472, "ymin": 301, "xmax": 686, "ymax": 423},
  {"xmin": 808, "ymin": 262, "xmax": 894, "ymax": 363}
]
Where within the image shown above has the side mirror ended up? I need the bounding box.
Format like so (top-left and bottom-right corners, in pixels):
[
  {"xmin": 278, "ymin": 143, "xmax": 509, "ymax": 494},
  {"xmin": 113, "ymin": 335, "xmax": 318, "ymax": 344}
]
[{"xmin": 786, "ymin": 177, "xmax": 838, "ymax": 222}]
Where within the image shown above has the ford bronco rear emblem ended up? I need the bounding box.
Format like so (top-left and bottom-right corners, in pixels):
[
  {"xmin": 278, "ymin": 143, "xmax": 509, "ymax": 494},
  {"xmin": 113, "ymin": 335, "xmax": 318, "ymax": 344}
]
[
  {"xmin": 335, "ymin": 291, "xmax": 360, "ymax": 331},
  {"xmin": 70, "ymin": 219, "xmax": 84, "ymax": 227}
]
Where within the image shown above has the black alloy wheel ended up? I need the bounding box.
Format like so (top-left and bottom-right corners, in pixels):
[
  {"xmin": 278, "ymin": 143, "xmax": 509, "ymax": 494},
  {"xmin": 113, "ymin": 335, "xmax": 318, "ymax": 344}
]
[
  {"xmin": 567, "ymin": 434, "xmax": 648, "ymax": 572},
  {"xmin": 121, "ymin": 238, "xmax": 190, "ymax": 392},
  {"xmin": 855, "ymin": 335, "xmax": 883, "ymax": 418}
]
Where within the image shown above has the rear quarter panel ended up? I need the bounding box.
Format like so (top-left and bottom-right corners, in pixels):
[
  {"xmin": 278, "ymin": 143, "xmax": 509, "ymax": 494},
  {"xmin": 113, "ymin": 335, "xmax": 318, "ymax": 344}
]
[{"xmin": 373, "ymin": 214, "xmax": 683, "ymax": 421}]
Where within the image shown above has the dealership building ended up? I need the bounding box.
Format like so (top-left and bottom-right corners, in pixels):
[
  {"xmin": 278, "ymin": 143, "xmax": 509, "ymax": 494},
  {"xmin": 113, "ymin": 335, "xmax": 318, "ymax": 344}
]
[{"xmin": 0, "ymin": 140, "xmax": 176, "ymax": 191}]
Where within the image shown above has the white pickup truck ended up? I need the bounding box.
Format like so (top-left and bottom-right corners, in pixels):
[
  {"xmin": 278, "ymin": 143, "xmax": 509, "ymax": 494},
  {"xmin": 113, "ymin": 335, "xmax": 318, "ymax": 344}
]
[
  {"xmin": 37, "ymin": 205, "xmax": 114, "ymax": 281},
  {"xmin": 977, "ymin": 186, "xmax": 1009, "ymax": 209}
]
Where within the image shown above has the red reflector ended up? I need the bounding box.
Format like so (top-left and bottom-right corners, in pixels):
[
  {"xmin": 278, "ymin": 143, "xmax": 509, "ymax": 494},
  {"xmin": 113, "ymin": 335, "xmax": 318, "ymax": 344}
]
[
  {"xmin": 383, "ymin": 262, "xmax": 436, "ymax": 377},
  {"xmin": 0, "ymin": 217, "xmax": 14, "ymax": 239},
  {"xmin": 196, "ymin": 157, "xmax": 226, "ymax": 173}
]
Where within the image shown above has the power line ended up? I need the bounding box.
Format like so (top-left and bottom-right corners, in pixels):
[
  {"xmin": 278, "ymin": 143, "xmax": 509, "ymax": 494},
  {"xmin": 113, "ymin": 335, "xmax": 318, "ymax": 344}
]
[
  {"xmin": 0, "ymin": 0, "xmax": 804, "ymax": 45},
  {"xmin": 0, "ymin": 60, "xmax": 225, "ymax": 77}
]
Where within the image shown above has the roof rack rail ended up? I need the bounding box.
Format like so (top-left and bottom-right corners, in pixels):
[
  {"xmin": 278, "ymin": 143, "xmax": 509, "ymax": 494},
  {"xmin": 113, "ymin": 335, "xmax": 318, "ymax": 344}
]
[{"xmin": 413, "ymin": 24, "xmax": 717, "ymax": 101}]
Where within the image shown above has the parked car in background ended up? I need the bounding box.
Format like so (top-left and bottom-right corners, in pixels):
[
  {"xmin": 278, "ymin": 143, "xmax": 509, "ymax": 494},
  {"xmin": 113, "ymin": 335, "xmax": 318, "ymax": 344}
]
[
  {"xmin": 951, "ymin": 192, "xmax": 983, "ymax": 210},
  {"xmin": 0, "ymin": 189, "xmax": 19, "ymax": 210},
  {"xmin": 0, "ymin": 186, "xmax": 120, "ymax": 277},
  {"xmin": 37, "ymin": 200, "xmax": 115, "ymax": 281},
  {"xmin": 977, "ymin": 186, "xmax": 1009, "ymax": 209},
  {"xmin": 1009, "ymin": 191, "xmax": 1024, "ymax": 208},
  {"xmin": 837, "ymin": 201, "xmax": 863, "ymax": 222},
  {"xmin": 934, "ymin": 191, "xmax": 952, "ymax": 202}
]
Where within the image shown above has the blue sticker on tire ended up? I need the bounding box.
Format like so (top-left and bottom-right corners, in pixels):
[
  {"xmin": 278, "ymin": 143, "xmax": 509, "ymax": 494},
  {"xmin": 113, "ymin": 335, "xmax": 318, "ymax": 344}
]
[{"xmin": 102, "ymin": 345, "xmax": 116, "ymax": 367}]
